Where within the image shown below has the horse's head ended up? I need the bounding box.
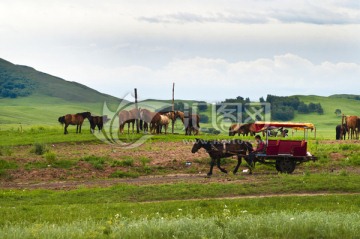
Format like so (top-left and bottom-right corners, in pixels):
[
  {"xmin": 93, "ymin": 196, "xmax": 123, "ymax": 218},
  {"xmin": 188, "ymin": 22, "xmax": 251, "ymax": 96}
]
[
  {"xmin": 175, "ymin": 111, "xmax": 185, "ymax": 123},
  {"xmin": 244, "ymin": 141, "xmax": 253, "ymax": 153},
  {"xmin": 191, "ymin": 138, "xmax": 204, "ymax": 153},
  {"xmin": 81, "ymin": 112, "xmax": 91, "ymax": 119}
]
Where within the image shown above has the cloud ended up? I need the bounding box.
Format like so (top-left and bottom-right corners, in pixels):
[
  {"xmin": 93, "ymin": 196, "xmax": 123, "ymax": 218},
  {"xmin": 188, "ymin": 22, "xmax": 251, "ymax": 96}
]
[
  {"xmin": 138, "ymin": 1, "xmax": 360, "ymax": 25},
  {"xmin": 70, "ymin": 54, "xmax": 360, "ymax": 101}
]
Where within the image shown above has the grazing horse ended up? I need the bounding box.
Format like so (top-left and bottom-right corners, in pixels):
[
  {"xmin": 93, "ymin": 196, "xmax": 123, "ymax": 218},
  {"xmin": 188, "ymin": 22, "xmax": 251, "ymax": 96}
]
[
  {"xmin": 184, "ymin": 114, "xmax": 200, "ymax": 135},
  {"xmin": 58, "ymin": 112, "xmax": 91, "ymax": 134},
  {"xmin": 118, "ymin": 109, "xmax": 140, "ymax": 134},
  {"xmin": 191, "ymin": 138, "xmax": 253, "ymax": 176},
  {"xmin": 159, "ymin": 111, "xmax": 178, "ymax": 133},
  {"xmin": 336, "ymin": 124, "xmax": 347, "ymax": 140},
  {"xmin": 139, "ymin": 108, "xmax": 161, "ymax": 134},
  {"xmin": 89, "ymin": 115, "xmax": 109, "ymax": 133},
  {"xmin": 238, "ymin": 123, "xmax": 256, "ymax": 136},
  {"xmin": 229, "ymin": 124, "xmax": 242, "ymax": 136},
  {"xmin": 159, "ymin": 114, "xmax": 170, "ymax": 134}
]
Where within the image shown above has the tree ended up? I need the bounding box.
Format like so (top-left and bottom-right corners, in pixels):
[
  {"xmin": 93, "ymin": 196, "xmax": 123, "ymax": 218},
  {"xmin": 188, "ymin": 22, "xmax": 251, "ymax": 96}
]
[
  {"xmin": 197, "ymin": 101, "xmax": 208, "ymax": 112},
  {"xmin": 297, "ymin": 102, "xmax": 309, "ymax": 114},
  {"xmin": 334, "ymin": 109, "xmax": 342, "ymax": 117}
]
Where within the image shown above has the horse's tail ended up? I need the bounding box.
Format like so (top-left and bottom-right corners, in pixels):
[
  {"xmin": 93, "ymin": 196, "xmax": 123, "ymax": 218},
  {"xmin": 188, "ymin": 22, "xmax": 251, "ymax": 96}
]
[{"xmin": 58, "ymin": 116, "xmax": 65, "ymax": 125}]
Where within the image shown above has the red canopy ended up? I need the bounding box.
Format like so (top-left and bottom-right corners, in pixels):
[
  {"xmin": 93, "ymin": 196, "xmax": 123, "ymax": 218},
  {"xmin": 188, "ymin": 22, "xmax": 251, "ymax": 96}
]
[{"xmin": 253, "ymin": 121, "xmax": 316, "ymax": 133}]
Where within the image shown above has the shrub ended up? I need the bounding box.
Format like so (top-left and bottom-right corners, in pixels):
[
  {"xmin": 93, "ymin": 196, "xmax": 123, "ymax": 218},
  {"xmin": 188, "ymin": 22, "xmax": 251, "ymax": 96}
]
[
  {"xmin": 32, "ymin": 143, "xmax": 48, "ymax": 155},
  {"xmin": 45, "ymin": 152, "xmax": 57, "ymax": 164},
  {"xmin": 81, "ymin": 156, "xmax": 107, "ymax": 170}
]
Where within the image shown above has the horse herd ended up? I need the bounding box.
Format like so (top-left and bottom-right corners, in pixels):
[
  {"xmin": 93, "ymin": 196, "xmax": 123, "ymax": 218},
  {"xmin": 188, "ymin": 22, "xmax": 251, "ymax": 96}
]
[
  {"xmin": 57, "ymin": 109, "xmax": 200, "ymax": 135},
  {"xmin": 336, "ymin": 115, "xmax": 360, "ymax": 140}
]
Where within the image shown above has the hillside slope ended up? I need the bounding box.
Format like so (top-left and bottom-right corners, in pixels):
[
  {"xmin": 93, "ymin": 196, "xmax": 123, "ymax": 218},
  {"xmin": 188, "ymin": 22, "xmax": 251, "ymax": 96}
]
[{"xmin": 0, "ymin": 58, "xmax": 119, "ymax": 103}]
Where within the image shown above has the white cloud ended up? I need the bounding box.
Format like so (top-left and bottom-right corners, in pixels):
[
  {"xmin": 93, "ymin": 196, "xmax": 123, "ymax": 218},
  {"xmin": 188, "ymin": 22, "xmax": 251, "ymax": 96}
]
[
  {"xmin": 0, "ymin": 0, "xmax": 359, "ymax": 102},
  {"xmin": 64, "ymin": 54, "xmax": 360, "ymax": 101}
]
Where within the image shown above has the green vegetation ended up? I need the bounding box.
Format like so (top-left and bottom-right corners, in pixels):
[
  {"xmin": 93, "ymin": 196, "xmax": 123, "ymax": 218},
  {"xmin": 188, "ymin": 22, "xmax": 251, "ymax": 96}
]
[
  {"xmin": 81, "ymin": 155, "xmax": 109, "ymax": 170},
  {"xmin": 1, "ymin": 176, "xmax": 360, "ymax": 238}
]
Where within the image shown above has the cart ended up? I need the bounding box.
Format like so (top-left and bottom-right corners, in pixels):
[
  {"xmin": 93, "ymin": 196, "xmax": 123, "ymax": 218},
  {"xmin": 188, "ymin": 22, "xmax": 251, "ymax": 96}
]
[{"xmin": 251, "ymin": 122, "xmax": 318, "ymax": 174}]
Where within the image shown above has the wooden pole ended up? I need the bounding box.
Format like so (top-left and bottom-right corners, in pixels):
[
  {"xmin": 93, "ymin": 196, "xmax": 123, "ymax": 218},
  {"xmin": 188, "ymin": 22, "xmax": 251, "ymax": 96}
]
[
  {"xmin": 172, "ymin": 82, "xmax": 175, "ymax": 134},
  {"xmin": 134, "ymin": 88, "xmax": 139, "ymax": 133}
]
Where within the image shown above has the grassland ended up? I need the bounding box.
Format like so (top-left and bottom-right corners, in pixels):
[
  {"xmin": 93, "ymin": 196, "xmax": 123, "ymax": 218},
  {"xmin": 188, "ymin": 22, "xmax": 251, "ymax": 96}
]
[{"xmin": 1, "ymin": 90, "xmax": 360, "ymax": 237}]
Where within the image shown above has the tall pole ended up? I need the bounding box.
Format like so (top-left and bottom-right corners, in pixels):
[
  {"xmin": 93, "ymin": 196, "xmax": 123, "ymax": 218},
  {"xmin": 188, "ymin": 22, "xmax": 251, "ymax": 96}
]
[
  {"xmin": 134, "ymin": 88, "xmax": 139, "ymax": 133},
  {"xmin": 172, "ymin": 82, "xmax": 175, "ymax": 134}
]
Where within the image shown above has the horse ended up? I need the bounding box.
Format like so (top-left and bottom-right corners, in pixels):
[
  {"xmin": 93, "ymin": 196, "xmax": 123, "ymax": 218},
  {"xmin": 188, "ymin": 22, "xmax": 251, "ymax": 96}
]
[
  {"xmin": 58, "ymin": 112, "xmax": 91, "ymax": 134},
  {"xmin": 191, "ymin": 138, "xmax": 253, "ymax": 176},
  {"xmin": 159, "ymin": 111, "xmax": 178, "ymax": 133},
  {"xmin": 159, "ymin": 114, "xmax": 170, "ymax": 134},
  {"xmin": 239, "ymin": 123, "xmax": 256, "ymax": 136},
  {"xmin": 118, "ymin": 109, "xmax": 140, "ymax": 134},
  {"xmin": 229, "ymin": 123, "xmax": 242, "ymax": 136},
  {"xmin": 139, "ymin": 108, "xmax": 161, "ymax": 134},
  {"xmin": 89, "ymin": 115, "xmax": 109, "ymax": 133},
  {"xmin": 184, "ymin": 114, "xmax": 200, "ymax": 135},
  {"xmin": 344, "ymin": 115, "xmax": 359, "ymax": 139},
  {"xmin": 336, "ymin": 124, "xmax": 347, "ymax": 140}
]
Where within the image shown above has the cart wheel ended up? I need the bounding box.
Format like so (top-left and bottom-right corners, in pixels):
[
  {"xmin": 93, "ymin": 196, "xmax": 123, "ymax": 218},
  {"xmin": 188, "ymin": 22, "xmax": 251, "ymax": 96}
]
[{"xmin": 276, "ymin": 158, "xmax": 296, "ymax": 174}]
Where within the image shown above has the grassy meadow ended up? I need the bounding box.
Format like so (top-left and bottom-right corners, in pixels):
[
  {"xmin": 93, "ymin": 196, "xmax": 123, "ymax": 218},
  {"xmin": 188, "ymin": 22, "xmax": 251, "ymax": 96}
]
[{"xmin": 1, "ymin": 94, "xmax": 360, "ymax": 238}]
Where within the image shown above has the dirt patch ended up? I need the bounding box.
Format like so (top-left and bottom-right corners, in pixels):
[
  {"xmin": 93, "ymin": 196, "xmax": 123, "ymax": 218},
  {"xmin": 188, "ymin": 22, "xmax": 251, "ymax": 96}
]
[{"xmin": 1, "ymin": 140, "xmax": 359, "ymax": 190}]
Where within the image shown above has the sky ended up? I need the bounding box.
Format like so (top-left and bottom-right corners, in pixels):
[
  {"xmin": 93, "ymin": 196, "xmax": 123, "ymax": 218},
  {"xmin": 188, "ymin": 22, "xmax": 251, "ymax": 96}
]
[{"xmin": 0, "ymin": 0, "xmax": 360, "ymax": 102}]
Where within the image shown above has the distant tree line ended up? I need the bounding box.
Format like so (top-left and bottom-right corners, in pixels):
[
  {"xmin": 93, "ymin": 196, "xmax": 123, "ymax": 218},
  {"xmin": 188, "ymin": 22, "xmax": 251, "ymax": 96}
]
[
  {"xmin": 266, "ymin": 95, "xmax": 324, "ymax": 121},
  {"xmin": 0, "ymin": 72, "xmax": 35, "ymax": 98}
]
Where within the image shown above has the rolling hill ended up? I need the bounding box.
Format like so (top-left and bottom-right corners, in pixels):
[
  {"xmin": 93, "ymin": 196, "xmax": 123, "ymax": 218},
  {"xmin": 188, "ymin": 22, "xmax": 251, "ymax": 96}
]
[
  {"xmin": 0, "ymin": 58, "xmax": 120, "ymax": 103},
  {"xmin": 1, "ymin": 57, "xmax": 359, "ymax": 138}
]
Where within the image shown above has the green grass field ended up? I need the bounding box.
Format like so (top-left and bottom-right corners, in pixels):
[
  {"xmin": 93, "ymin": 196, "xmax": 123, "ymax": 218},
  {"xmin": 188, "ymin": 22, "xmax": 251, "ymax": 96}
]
[{"xmin": 1, "ymin": 93, "xmax": 360, "ymax": 238}]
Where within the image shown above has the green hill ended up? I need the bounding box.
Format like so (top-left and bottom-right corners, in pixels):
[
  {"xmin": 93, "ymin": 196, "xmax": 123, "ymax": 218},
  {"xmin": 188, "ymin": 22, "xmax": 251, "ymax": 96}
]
[
  {"xmin": 0, "ymin": 58, "xmax": 124, "ymax": 128},
  {"xmin": 0, "ymin": 58, "xmax": 119, "ymax": 103}
]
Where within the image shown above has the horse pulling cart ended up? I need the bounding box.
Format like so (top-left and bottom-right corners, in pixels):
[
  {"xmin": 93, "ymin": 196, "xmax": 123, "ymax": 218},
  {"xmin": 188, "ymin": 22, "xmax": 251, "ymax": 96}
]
[{"xmin": 251, "ymin": 122, "xmax": 318, "ymax": 174}]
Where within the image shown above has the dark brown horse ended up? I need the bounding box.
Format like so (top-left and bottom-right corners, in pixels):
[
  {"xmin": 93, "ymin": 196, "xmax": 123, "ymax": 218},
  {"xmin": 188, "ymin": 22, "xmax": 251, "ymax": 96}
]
[
  {"xmin": 184, "ymin": 114, "xmax": 200, "ymax": 135},
  {"xmin": 239, "ymin": 123, "xmax": 256, "ymax": 136},
  {"xmin": 58, "ymin": 112, "xmax": 91, "ymax": 134},
  {"xmin": 336, "ymin": 124, "xmax": 347, "ymax": 140},
  {"xmin": 191, "ymin": 138, "xmax": 253, "ymax": 176},
  {"xmin": 139, "ymin": 108, "xmax": 161, "ymax": 134},
  {"xmin": 89, "ymin": 115, "xmax": 109, "ymax": 133},
  {"xmin": 229, "ymin": 123, "xmax": 243, "ymax": 136}
]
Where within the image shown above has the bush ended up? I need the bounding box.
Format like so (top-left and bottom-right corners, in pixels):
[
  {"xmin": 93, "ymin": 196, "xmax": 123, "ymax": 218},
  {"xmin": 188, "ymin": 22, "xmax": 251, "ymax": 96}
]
[
  {"xmin": 81, "ymin": 156, "xmax": 107, "ymax": 170},
  {"xmin": 32, "ymin": 143, "xmax": 48, "ymax": 155},
  {"xmin": 45, "ymin": 152, "xmax": 57, "ymax": 164}
]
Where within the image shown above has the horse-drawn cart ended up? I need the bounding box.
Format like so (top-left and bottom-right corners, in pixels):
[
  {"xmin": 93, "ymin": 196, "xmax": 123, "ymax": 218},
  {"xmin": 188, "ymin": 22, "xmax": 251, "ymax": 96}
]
[{"xmin": 251, "ymin": 122, "xmax": 318, "ymax": 173}]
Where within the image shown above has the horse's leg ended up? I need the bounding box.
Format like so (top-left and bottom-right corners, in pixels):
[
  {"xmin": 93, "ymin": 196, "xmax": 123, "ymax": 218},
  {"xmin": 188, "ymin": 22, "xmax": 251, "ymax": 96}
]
[
  {"xmin": 207, "ymin": 157, "xmax": 216, "ymax": 176},
  {"xmin": 217, "ymin": 158, "xmax": 228, "ymax": 174},
  {"xmin": 79, "ymin": 123, "xmax": 82, "ymax": 134},
  {"xmin": 233, "ymin": 155, "xmax": 242, "ymax": 174},
  {"xmin": 64, "ymin": 124, "xmax": 69, "ymax": 134}
]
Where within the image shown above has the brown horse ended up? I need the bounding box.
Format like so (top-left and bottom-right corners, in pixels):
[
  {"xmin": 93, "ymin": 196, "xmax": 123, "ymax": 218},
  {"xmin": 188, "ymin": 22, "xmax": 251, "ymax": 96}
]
[
  {"xmin": 344, "ymin": 115, "xmax": 359, "ymax": 139},
  {"xmin": 89, "ymin": 115, "xmax": 109, "ymax": 133},
  {"xmin": 58, "ymin": 112, "xmax": 91, "ymax": 134},
  {"xmin": 239, "ymin": 123, "xmax": 256, "ymax": 136},
  {"xmin": 191, "ymin": 138, "xmax": 253, "ymax": 176},
  {"xmin": 159, "ymin": 114, "xmax": 170, "ymax": 134},
  {"xmin": 184, "ymin": 113, "xmax": 200, "ymax": 135},
  {"xmin": 229, "ymin": 123, "xmax": 243, "ymax": 136},
  {"xmin": 139, "ymin": 108, "xmax": 161, "ymax": 134},
  {"xmin": 118, "ymin": 109, "xmax": 140, "ymax": 134}
]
